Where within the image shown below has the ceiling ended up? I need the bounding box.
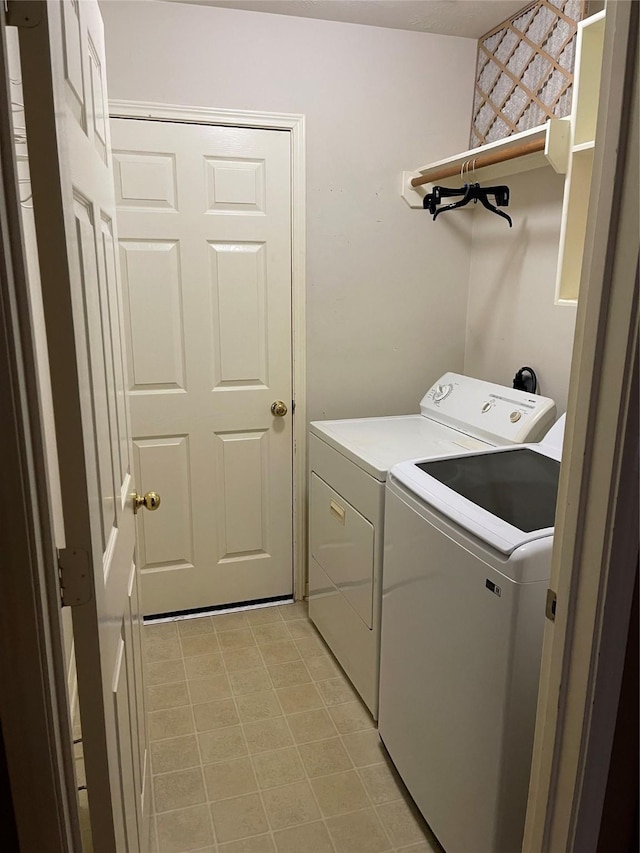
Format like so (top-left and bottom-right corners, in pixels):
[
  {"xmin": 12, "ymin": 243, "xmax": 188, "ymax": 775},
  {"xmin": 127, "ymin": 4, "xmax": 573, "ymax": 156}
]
[{"xmin": 167, "ymin": 0, "xmax": 531, "ymax": 39}]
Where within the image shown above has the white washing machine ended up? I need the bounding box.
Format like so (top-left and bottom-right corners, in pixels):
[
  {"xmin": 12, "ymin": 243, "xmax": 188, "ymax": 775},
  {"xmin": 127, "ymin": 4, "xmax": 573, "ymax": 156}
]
[
  {"xmin": 378, "ymin": 417, "xmax": 565, "ymax": 853},
  {"xmin": 308, "ymin": 373, "xmax": 556, "ymax": 718}
]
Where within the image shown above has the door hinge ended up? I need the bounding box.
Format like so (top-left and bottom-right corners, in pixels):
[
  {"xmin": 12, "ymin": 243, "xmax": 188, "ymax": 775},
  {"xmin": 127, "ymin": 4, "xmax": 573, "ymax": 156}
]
[
  {"xmin": 58, "ymin": 548, "xmax": 92, "ymax": 607},
  {"xmin": 5, "ymin": 1, "xmax": 43, "ymax": 27},
  {"xmin": 545, "ymin": 588, "xmax": 557, "ymax": 622}
]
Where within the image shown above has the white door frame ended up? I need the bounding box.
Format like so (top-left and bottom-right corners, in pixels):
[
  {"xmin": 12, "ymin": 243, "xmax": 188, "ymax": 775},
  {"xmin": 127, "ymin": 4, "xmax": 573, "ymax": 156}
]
[
  {"xmin": 523, "ymin": 2, "xmax": 639, "ymax": 850},
  {"xmin": 109, "ymin": 100, "xmax": 307, "ymax": 604},
  {"xmin": 0, "ymin": 5, "xmax": 79, "ymax": 848}
]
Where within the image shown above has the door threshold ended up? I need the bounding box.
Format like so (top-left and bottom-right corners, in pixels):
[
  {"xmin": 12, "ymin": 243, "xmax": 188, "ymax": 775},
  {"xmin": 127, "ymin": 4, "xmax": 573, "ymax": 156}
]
[{"xmin": 144, "ymin": 594, "xmax": 294, "ymax": 624}]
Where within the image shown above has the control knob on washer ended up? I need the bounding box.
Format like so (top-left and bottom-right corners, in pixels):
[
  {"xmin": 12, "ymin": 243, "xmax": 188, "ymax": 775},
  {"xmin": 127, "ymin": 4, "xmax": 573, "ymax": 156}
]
[{"xmin": 433, "ymin": 383, "xmax": 453, "ymax": 402}]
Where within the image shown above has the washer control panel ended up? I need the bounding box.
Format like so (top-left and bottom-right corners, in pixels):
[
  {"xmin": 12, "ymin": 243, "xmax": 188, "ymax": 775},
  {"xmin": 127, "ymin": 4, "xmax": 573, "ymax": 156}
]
[{"xmin": 420, "ymin": 372, "xmax": 557, "ymax": 444}]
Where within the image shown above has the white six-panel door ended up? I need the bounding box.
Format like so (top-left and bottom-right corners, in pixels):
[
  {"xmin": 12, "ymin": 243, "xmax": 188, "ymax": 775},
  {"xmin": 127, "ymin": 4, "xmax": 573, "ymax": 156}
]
[
  {"xmin": 18, "ymin": 2, "xmax": 149, "ymax": 850},
  {"xmin": 111, "ymin": 118, "xmax": 293, "ymax": 616}
]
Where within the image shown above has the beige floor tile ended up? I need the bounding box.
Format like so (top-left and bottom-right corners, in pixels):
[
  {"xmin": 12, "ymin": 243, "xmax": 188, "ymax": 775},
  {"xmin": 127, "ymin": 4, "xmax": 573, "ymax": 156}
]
[
  {"xmin": 147, "ymin": 682, "xmax": 189, "ymax": 712},
  {"xmin": 144, "ymin": 635, "xmax": 182, "ymax": 664},
  {"xmin": 310, "ymin": 770, "xmax": 369, "ymax": 817},
  {"xmin": 328, "ymin": 701, "xmax": 375, "ymax": 734},
  {"xmin": 193, "ymin": 698, "xmax": 240, "ymax": 732},
  {"xmin": 75, "ymin": 753, "xmax": 86, "ymax": 789},
  {"xmin": 217, "ymin": 628, "xmax": 257, "ymax": 650},
  {"xmin": 397, "ymin": 842, "xmax": 441, "ymax": 853},
  {"xmin": 188, "ymin": 674, "xmax": 232, "ymax": 704},
  {"xmin": 149, "ymin": 705, "xmax": 194, "ymax": 741},
  {"xmin": 287, "ymin": 708, "xmax": 338, "ymax": 744},
  {"xmin": 358, "ymin": 763, "xmax": 405, "ymax": 805},
  {"xmin": 198, "ymin": 726, "xmax": 247, "ymax": 764},
  {"xmin": 184, "ymin": 652, "xmax": 225, "ymax": 680},
  {"xmin": 203, "ymin": 756, "xmax": 258, "ymax": 802},
  {"xmin": 294, "ymin": 637, "xmax": 327, "ymax": 659},
  {"xmin": 261, "ymin": 780, "xmax": 320, "ymax": 830},
  {"xmin": 210, "ymin": 792, "xmax": 268, "ymax": 843},
  {"xmin": 212, "ymin": 611, "xmax": 249, "ymax": 632},
  {"xmin": 316, "ymin": 677, "xmax": 357, "ymax": 707},
  {"xmin": 223, "ymin": 647, "xmax": 264, "ymax": 672},
  {"xmin": 376, "ymin": 799, "xmax": 431, "ymax": 848},
  {"xmin": 229, "ymin": 667, "xmax": 273, "ymax": 696},
  {"xmin": 298, "ymin": 737, "xmax": 352, "ymax": 778},
  {"xmin": 252, "ymin": 747, "xmax": 305, "ymax": 789},
  {"xmin": 153, "ymin": 767, "xmax": 206, "ymax": 813},
  {"xmin": 151, "ymin": 734, "xmax": 200, "ymax": 775},
  {"xmin": 326, "ymin": 808, "xmax": 392, "ymax": 853},
  {"xmin": 245, "ymin": 606, "xmax": 283, "ymax": 626},
  {"xmin": 259, "ymin": 641, "xmax": 301, "ymax": 666},
  {"xmin": 251, "ymin": 623, "xmax": 290, "ymax": 645},
  {"xmin": 267, "ymin": 660, "xmax": 312, "ymax": 689},
  {"xmin": 177, "ymin": 616, "xmax": 214, "ymax": 636},
  {"xmin": 273, "ymin": 820, "xmax": 334, "ymax": 853},
  {"xmin": 277, "ymin": 602, "xmax": 308, "ymax": 621},
  {"xmin": 145, "ymin": 622, "xmax": 178, "ymax": 641},
  {"xmin": 285, "ymin": 620, "xmax": 317, "ymax": 640},
  {"xmin": 236, "ymin": 690, "xmax": 282, "ymax": 723},
  {"xmin": 276, "ymin": 683, "xmax": 323, "ymax": 715},
  {"xmin": 148, "ymin": 815, "xmax": 158, "ymax": 853},
  {"xmin": 243, "ymin": 717, "xmax": 293, "ymax": 754},
  {"xmin": 219, "ymin": 833, "xmax": 276, "ymax": 852},
  {"xmin": 304, "ymin": 655, "xmax": 341, "ymax": 682},
  {"xmin": 145, "ymin": 658, "xmax": 187, "ymax": 687},
  {"xmin": 180, "ymin": 633, "xmax": 221, "ymax": 658},
  {"xmin": 341, "ymin": 730, "xmax": 386, "ymax": 768},
  {"xmin": 156, "ymin": 804, "xmax": 214, "ymax": 853}
]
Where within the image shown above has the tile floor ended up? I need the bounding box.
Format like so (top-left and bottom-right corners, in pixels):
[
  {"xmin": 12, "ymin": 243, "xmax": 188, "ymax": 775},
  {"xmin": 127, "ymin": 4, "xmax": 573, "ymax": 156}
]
[{"xmin": 144, "ymin": 601, "xmax": 443, "ymax": 853}]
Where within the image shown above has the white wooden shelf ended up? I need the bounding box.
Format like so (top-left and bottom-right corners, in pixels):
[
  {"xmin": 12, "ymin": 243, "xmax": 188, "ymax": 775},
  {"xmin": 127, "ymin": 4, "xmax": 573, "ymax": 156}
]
[
  {"xmin": 401, "ymin": 120, "xmax": 570, "ymax": 209},
  {"xmin": 555, "ymin": 10, "xmax": 606, "ymax": 304},
  {"xmin": 402, "ymin": 10, "xmax": 606, "ymax": 308}
]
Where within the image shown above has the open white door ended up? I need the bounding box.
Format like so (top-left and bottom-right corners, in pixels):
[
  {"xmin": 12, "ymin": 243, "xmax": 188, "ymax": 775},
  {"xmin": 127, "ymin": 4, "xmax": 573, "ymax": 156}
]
[{"xmin": 17, "ymin": 1, "xmax": 151, "ymax": 850}]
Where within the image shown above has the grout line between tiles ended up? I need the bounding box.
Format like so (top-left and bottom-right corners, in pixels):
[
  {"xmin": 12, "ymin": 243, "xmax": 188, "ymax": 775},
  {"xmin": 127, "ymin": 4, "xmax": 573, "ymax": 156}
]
[
  {"xmin": 183, "ymin": 633, "xmax": 216, "ymax": 849},
  {"xmin": 214, "ymin": 613, "xmax": 277, "ymax": 852},
  {"xmin": 268, "ymin": 633, "xmax": 339, "ymax": 853}
]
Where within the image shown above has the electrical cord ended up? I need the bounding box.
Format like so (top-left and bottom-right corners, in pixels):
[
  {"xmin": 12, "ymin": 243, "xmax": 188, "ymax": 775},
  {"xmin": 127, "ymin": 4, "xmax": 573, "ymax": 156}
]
[{"xmin": 513, "ymin": 366, "xmax": 538, "ymax": 394}]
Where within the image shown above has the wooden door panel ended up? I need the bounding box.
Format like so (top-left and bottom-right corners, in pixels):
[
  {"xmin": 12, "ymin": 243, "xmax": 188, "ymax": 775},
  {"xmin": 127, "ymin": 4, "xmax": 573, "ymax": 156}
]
[
  {"xmin": 215, "ymin": 429, "xmax": 269, "ymax": 558},
  {"xmin": 113, "ymin": 150, "xmax": 178, "ymax": 211},
  {"xmin": 204, "ymin": 157, "xmax": 266, "ymax": 213},
  {"xmin": 112, "ymin": 118, "xmax": 293, "ymax": 614},
  {"xmin": 61, "ymin": 0, "xmax": 85, "ymax": 127},
  {"xmin": 134, "ymin": 436, "xmax": 194, "ymax": 570},
  {"xmin": 100, "ymin": 216, "xmax": 130, "ymax": 503},
  {"xmin": 210, "ymin": 241, "xmax": 268, "ymax": 387},
  {"xmin": 120, "ymin": 239, "xmax": 186, "ymax": 391}
]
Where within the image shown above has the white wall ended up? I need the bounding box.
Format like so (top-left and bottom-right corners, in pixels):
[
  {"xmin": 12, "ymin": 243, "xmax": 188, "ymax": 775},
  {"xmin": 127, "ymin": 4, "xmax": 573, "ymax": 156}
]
[
  {"xmin": 464, "ymin": 167, "xmax": 577, "ymax": 413},
  {"xmin": 100, "ymin": 0, "xmax": 477, "ymax": 420}
]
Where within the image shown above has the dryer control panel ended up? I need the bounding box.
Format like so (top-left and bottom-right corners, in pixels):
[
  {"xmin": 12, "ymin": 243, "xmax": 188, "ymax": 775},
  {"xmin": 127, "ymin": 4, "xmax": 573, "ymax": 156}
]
[{"xmin": 420, "ymin": 373, "xmax": 556, "ymax": 444}]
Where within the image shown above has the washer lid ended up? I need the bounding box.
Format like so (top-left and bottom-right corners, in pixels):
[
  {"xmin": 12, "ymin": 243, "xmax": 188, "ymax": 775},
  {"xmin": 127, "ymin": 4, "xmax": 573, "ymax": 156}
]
[
  {"xmin": 391, "ymin": 444, "xmax": 560, "ymax": 554},
  {"xmin": 310, "ymin": 415, "xmax": 490, "ymax": 481}
]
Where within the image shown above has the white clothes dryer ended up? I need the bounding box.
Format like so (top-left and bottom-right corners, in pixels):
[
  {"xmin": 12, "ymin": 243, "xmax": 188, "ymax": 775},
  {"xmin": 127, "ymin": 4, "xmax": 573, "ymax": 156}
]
[
  {"xmin": 308, "ymin": 373, "xmax": 556, "ymax": 718},
  {"xmin": 378, "ymin": 417, "xmax": 565, "ymax": 853}
]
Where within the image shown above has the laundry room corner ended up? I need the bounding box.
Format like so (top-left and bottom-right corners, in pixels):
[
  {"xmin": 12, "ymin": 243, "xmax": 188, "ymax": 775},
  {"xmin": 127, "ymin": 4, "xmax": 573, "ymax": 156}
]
[{"xmin": 463, "ymin": 165, "xmax": 578, "ymax": 413}]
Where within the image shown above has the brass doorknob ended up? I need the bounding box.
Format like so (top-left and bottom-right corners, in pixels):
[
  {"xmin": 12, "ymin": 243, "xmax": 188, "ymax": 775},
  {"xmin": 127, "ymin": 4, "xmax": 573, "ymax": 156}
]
[
  {"xmin": 133, "ymin": 491, "xmax": 161, "ymax": 514},
  {"xmin": 271, "ymin": 400, "xmax": 288, "ymax": 417}
]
